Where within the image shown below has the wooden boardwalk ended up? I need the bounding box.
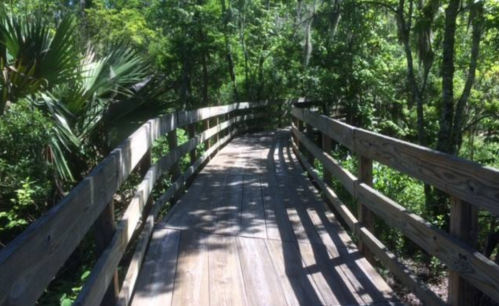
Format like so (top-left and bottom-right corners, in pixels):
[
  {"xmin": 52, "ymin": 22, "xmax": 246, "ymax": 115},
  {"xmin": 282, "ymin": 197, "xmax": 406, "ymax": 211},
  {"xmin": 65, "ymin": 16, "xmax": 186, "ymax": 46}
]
[{"xmin": 131, "ymin": 131, "xmax": 400, "ymax": 306}]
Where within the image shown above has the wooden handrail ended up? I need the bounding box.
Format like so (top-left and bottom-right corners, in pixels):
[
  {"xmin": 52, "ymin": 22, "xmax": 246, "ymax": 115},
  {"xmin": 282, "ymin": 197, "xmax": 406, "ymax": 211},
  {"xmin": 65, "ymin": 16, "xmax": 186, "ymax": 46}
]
[
  {"xmin": 291, "ymin": 107, "xmax": 499, "ymax": 305},
  {"xmin": 0, "ymin": 100, "xmax": 287, "ymax": 306},
  {"xmin": 293, "ymin": 107, "xmax": 499, "ymax": 216}
]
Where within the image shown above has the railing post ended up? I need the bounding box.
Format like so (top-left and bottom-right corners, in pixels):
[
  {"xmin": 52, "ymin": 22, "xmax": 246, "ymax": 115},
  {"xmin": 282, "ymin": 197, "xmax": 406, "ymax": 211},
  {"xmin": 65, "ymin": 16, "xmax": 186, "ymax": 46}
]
[
  {"xmin": 188, "ymin": 124, "xmax": 197, "ymax": 164},
  {"xmin": 298, "ymin": 119, "xmax": 306, "ymax": 155},
  {"xmin": 138, "ymin": 148, "xmax": 153, "ymax": 218},
  {"xmin": 292, "ymin": 115, "xmax": 300, "ymax": 149},
  {"xmin": 215, "ymin": 116, "xmax": 220, "ymax": 147},
  {"xmin": 305, "ymin": 123, "xmax": 315, "ymax": 167},
  {"xmin": 322, "ymin": 134, "xmax": 332, "ymax": 184},
  {"xmin": 358, "ymin": 156, "xmax": 376, "ymax": 265},
  {"xmin": 168, "ymin": 128, "xmax": 180, "ymax": 181},
  {"xmin": 228, "ymin": 111, "xmax": 234, "ymax": 137},
  {"xmin": 93, "ymin": 201, "xmax": 119, "ymax": 306},
  {"xmin": 204, "ymin": 119, "xmax": 211, "ymax": 153},
  {"xmin": 186, "ymin": 124, "xmax": 198, "ymax": 187},
  {"xmin": 448, "ymin": 198, "xmax": 479, "ymax": 306},
  {"xmin": 278, "ymin": 103, "xmax": 283, "ymax": 128}
]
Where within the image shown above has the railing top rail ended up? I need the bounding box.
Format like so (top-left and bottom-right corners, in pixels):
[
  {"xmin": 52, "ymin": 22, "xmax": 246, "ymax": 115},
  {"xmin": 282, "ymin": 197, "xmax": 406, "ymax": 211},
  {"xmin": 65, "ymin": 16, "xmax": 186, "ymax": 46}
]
[
  {"xmin": 291, "ymin": 107, "xmax": 499, "ymax": 304},
  {"xmin": 0, "ymin": 101, "xmax": 279, "ymax": 306},
  {"xmin": 292, "ymin": 107, "xmax": 499, "ymax": 217}
]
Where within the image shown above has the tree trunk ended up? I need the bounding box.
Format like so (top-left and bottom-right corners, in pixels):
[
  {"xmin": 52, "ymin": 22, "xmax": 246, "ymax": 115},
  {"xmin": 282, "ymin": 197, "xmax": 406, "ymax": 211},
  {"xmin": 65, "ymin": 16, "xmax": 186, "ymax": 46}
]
[
  {"xmin": 220, "ymin": 0, "xmax": 239, "ymax": 99},
  {"xmin": 450, "ymin": 2, "xmax": 483, "ymax": 155},
  {"xmin": 436, "ymin": 0, "xmax": 460, "ymax": 154},
  {"xmin": 198, "ymin": 28, "xmax": 209, "ymax": 106}
]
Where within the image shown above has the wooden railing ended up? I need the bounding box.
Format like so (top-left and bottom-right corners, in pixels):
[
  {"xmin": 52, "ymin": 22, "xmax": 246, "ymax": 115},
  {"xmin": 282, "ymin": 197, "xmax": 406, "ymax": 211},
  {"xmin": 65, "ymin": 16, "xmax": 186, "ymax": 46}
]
[
  {"xmin": 0, "ymin": 101, "xmax": 288, "ymax": 306},
  {"xmin": 291, "ymin": 107, "xmax": 499, "ymax": 306}
]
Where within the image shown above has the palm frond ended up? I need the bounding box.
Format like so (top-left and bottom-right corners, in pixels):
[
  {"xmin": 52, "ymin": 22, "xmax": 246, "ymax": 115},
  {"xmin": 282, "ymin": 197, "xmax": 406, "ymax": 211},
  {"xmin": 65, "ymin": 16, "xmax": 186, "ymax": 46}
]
[{"xmin": 0, "ymin": 10, "xmax": 80, "ymax": 110}]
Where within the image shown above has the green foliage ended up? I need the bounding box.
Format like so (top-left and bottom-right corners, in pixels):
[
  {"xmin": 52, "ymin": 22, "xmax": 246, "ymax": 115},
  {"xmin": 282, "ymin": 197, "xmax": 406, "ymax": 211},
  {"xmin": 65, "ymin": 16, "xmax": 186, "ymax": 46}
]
[
  {"xmin": 0, "ymin": 12, "xmax": 79, "ymax": 111},
  {"xmin": 1, "ymin": 0, "xmax": 499, "ymax": 302},
  {"xmin": 0, "ymin": 101, "xmax": 53, "ymax": 245}
]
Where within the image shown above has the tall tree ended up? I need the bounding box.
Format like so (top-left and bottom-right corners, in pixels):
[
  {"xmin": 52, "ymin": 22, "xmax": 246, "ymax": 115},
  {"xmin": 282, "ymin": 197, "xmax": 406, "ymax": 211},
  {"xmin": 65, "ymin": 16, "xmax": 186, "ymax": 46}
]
[{"xmin": 437, "ymin": 0, "xmax": 484, "ymax": 155}]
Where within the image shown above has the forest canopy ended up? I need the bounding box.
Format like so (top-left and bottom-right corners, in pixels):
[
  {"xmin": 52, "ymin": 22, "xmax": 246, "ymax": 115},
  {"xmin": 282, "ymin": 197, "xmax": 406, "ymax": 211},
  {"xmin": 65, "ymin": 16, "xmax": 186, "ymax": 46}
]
[{"xmin": 1, "ymin": 0, "xmax": 499, "ymax": 305}]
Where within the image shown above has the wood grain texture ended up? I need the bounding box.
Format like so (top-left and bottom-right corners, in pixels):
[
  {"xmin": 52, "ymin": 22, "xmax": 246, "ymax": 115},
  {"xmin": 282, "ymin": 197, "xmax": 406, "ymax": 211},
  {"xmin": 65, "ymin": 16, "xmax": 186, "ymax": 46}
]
[
  {"xmin": 171, "ymin": 231, "xmax": 210, "ymax": 306},
  {"xmin": 215, "ymin": 174, "xmax": 244, "ymax": 235},
  {"xmin": 236, "ymin": 236, "xmax": 287, "ymax": 306},
  {"xmin": 292, "ymin": 107, "xmax": 355, "ymax": 151},
  {"xmin": 353, "ymin": 128, "xmax": 499, "ymax": 217},
  {"xmin": 357, "ymin": 156, "xmax": 375, "ymax": 265},
  {"xmin": 292, "ymin": 107, "xmax": 499, "ymax": 304},
  {"xmin": 240, "ymin": 174, "xmax": 267, "ymax": 239},
  {"xmin": 356, "ymin": 183, "xmax": 499, "ymax": 302},
  {"xmin": 265, "ymin": 239, "xmax": 325, "ymax": 306},
  {"xmin": 321, "ymin": 134, "xmax": 332, "ymax": 185},
  {"xmin": 291, "ymin": 138, "xmax": 445, "ymax": 306},
  {"xmin": 294, "ymin": 107, "xmax": 499, "ymax": 217},
  {"xmin": 208, "ymin": 235, "xmax": 247, "ymax": 306},
  {"xmin": 448, "ymin": 198, "xmax": 479, "ymax": 306},
  {"xmin": 131, "ymin": 131, "xmax": 399, "ymax": 306},
  {"xmin": 78, "ymin": 121, "xmax": 243, "ymax": 306},
  {"xmin": 131, "ymin": 228, "xmax": 181, "ymax": 306},
  {"xmin": 292, "ymin": 126, "xmax": 357, "ymax": 194},
  {"xmin": 0, "ymin": 113, "xmax": 176, "ymax": 306},
  {"xmin": 0, "ymin": 102, "xmax": 271, "ymax": 306}
]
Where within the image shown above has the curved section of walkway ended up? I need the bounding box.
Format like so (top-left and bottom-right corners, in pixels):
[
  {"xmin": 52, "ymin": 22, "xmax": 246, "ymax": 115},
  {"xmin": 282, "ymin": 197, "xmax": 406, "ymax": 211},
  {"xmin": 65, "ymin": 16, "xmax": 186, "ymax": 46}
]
[{"xmin": 131, "ymin": 130, "xmax": 401, "ymax": 306}]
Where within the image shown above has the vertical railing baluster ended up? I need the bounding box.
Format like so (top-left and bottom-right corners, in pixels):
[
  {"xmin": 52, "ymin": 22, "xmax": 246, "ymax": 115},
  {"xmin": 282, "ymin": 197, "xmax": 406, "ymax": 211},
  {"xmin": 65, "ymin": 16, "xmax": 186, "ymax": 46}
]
[
  {"xmin": 448, "ymin": 198, "xmax": 479, "ymax": 306},
  {"xmin": 168, "ymin": 126, "xmax": 180, "ymax": 181},
  {"xmin": 215, "ymin": 116, "xmax": 220, "ymax": 145},
  {"xmin": 358, "ymin": 155, "xmax": 376, "ymax": 265},
  {"xmin": 188, "ymin": 124, "xmax": 197, "ymax": 165},
  {"xmin": 93, "ymin": 201, "xmax": 119, "ymax": 306},
  {"xmin": 204, "ymin": 119, "xmax": 211, "ymax": 157},
  {"xmin": 322, "ymin": 134, "xmax": 332, "ymax": 185},
  {"xmin": 305, "ymin": 123, "xmax": 315, "ymax": 167},
  {"xmin": 138, "ymin": 148, "xmax": 153, "ymax": 219},
  {"xmin": 298, "ymin": 119, "xmax": 305, "ymax": 155}
]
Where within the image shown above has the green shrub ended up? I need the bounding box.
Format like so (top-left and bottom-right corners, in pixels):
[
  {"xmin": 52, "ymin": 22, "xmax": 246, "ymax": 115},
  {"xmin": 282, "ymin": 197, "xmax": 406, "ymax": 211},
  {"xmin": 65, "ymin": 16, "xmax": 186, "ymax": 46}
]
[{"xmin": 0, "ymin": 102, "xmax": 54, "ymax": 246}]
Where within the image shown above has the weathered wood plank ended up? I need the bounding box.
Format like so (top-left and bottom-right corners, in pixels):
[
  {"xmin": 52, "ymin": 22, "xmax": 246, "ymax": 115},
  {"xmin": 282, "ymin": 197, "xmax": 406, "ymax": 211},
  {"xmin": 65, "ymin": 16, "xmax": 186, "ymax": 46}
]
[
  {"xmin": 94, "ymin": 123, "xmax": 242, "ymax": 306},
  {"xmin": 354, "ymin": 128, "xmax": 499, "ymax": 217},
  {"xmin": 321, "ymin": 133, "xmax": 333, "ymax": 185},
  {"xmin": 356, "ymin": 183, "xmax": 499, "ymax": 303},
  {"xmin": 236, "ymin": 236, "xmax": 287, "ymax": 306},
  {"xmin": 291, "ymin": 116, "xmax": 499, "ymax": 303},
  {"xmin": 0, "ymin": 113, "xmax": 176, "ymax": 306},
  {"xmin": 358, "ymin": 155, "xmax": 375, "ymax": 265},
  {"xmin": 92, "ymin": 200, "xmax": 119, "ymax": 306},
  {"xmin": 240, "ymin": 174, "xmax": 267, "ymax": 239},
  {"xmin": 117, "ymin": 165, "xmax": 203, "ymax": 306},
  {"xmin": 215, "ymin": 175, "xmax": 244, "ymax": 236},
  {"xmin": 75, "ymin": 161, "xmax": 168, "ymax": 306},
  {"xmin": 294, "ymin": 107, "xmax": 499, "ymax": 217},
  {"xmin": 448, "ymin": 198, "xmax": 479, "ymax": 306},
  {"xmin": 292, "ymin": 107, "xmax": 355, "ymax": 151},
  {"xmin": 262, "ymin": 140, "xmax": 297, "ymax": 242},
  {"xmin": 295, "ymin": 238, "xmax": 361, "ymax": 305},
  {"xmin": 265, "ymin": 239, "xmax": 325, "ymax": 306},
  {"xmin": 208, "ymin": 235, "xmax": 247, "ymax": 306},
  {"xmin": 291, "ymin": 138, "xmax": 446, "ymax": 306},
  {"xmin": 0, "ymin": 103, "xmax": 264, "ymax": 306},
  {"xmin": 175, "ymin": 101, "xmax": 278, "ymax": 128},
  {"xmin": 306, "ymin": 208, "xmax": 394, "ymax": 304},
  {"xmin": 171, "ymin": 231, "xmax": 210, "ymax": 306},
  {"xmin": 292, "ymin": 127, "xmax": 357, "ymax": 194},
  {"xmin": 117, "ymin": 215, "xmax": 155, "ymax": 306},
  {"xmin": 130, "ymin": 228, "xmax": 181, "ymax": 306}
]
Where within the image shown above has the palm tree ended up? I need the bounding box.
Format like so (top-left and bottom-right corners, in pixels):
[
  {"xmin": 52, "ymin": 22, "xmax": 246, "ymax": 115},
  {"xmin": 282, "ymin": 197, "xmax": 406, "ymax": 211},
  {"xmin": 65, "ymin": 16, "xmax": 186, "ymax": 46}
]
[{"xmin": 0, "ymin": 8, "xmax": 169, "ymax": 182}]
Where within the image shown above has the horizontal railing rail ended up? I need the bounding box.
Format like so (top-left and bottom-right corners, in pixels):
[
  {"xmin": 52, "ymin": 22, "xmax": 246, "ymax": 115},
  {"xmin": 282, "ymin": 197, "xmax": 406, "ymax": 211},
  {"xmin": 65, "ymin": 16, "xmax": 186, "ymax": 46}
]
[
  {"xmin": 291, "ymin": 107, "xmax": 499, "ymax": 306},
  {"xmin": 0, "ymin": 100, "xmax": 289, "ymax": 306}
]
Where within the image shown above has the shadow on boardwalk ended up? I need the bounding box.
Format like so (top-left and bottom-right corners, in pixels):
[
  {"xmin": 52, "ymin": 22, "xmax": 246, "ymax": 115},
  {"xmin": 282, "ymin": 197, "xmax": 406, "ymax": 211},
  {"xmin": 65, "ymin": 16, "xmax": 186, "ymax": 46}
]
[{"xmin": 131, "ymin": 130, "xmax": 402, "ymax": 306}]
